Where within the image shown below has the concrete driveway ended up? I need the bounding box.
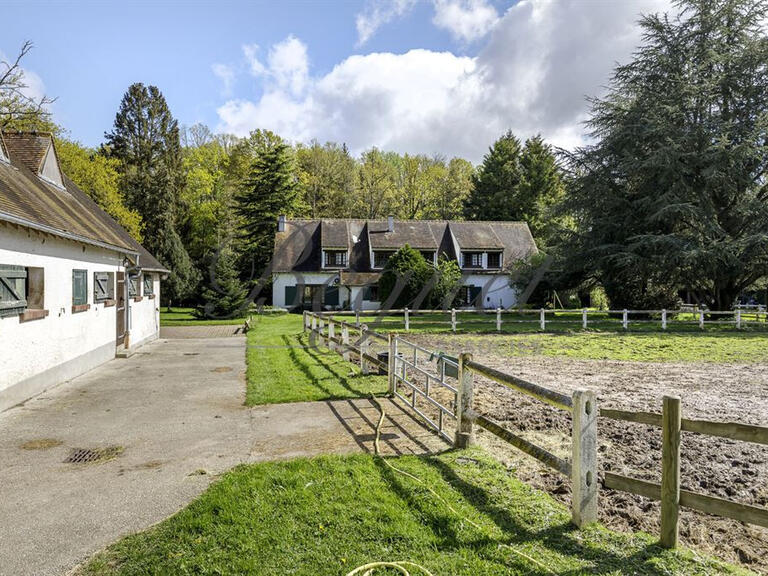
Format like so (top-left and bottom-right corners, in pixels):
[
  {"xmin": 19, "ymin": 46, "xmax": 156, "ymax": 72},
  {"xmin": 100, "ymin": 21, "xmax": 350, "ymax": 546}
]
[{"xmin": 0, "ymin": 334, "xmax": 445, "ymax": 576}]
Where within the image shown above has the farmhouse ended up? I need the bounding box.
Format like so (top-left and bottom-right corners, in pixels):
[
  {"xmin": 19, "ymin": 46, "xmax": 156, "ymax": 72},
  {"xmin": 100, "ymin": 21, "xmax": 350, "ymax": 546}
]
[
  {"xmin": 272, "ymin": 216, "xmax": 537, "ymax": 311},
  {"xmin": 0, "ymin": 131, "xmax": 168, "ymax": 412}
]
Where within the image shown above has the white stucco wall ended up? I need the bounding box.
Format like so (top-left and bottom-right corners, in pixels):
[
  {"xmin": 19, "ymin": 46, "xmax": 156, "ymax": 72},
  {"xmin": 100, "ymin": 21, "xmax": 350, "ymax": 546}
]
[
  {"xmin": 128, "ymin": 274, "xmax": 161, "ymax": 347},
  {"xmin": 461, "ymin": 274, "xmax": 517, "ymax": 309},
  {"xmin": 0, "ymin": 224, "xmax": 160, "ymax": 411},
  {"xmin": 273, "ymin": 272, "xmax": 339, "ymax": 309}
]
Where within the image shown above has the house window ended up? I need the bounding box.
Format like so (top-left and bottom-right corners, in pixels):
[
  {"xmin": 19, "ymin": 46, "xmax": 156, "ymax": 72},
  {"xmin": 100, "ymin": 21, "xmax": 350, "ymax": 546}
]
[
  {"xmin": 72, "ymin": 269, "xmax": 89, "ymax": 312},
  {"xmin": 143, "ymin": 274, "xmax": 154, "ymax": 297},
  {"xmin": 94, "ymin": 272, "xmax": 115, "ymax": 302},
  {"xmin": 128, "ymin": 275, "xmax": 139, "ymax": 298},
  {"xmin": 0, "ymin": 264, "xmax": 27, "ymax": 318},
  {"xmin": 420, "ymin": 251, "xmax": 435, "ymax": 264},
  {"xmin": 374, "ymin": 251, "xmax": 394, "ymax": 269},
  {"xmin": 462, "ymin": 285, "xmax": 482, "ymax": 305},
  {"xmin": 363, "ymin": 285, "xmax": 379, "ymax": 302},
  {"xmin": 324, "ymin": 251, "xmax": 347, "ymax": 268},
  {"xmin": 487, "ymin": 252, "xmax": 502, "ymax": 269},
  {"xmin": 462, "ymin": 252, "xmax": 483, "ymax": 268}
]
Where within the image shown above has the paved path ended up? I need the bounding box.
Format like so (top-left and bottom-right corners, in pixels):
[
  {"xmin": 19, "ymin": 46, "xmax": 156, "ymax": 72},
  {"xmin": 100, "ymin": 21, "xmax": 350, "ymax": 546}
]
[
  {"xmin": 0, "ymin": 335, "xmax": 446, "ymax": 576},
  {"xmin": 159, "ymin": 324, "xmax": 245, "ymax": 338}
]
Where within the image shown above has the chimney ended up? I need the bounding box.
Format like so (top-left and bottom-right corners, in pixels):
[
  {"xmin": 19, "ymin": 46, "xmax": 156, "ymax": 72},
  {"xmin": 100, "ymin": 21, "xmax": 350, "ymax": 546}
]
[
  {"xmin": 387, "ymin": 216, "xmax": 394, "ymax": 233},
  {"xmin": 278, "ymin": 214, "xmax": 286, "ymax": 232}
]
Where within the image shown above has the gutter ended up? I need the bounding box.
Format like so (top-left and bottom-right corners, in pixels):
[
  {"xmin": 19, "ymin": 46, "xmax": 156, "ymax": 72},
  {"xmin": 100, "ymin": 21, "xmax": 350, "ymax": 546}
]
[{"xmin": 0, "ymin": 210, "xmax": 140, "ymax": 258}]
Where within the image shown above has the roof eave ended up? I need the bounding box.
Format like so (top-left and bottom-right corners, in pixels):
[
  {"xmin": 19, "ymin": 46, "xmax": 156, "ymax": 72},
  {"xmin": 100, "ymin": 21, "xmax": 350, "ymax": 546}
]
[{"xmin": 0, "ymin": 210, "xmax": 139, "ymax": 257}]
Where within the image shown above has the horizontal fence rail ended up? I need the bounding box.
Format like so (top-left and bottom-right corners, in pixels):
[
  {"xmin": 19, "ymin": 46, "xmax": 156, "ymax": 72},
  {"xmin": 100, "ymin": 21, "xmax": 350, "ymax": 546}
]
[{"xmin": 305, "ymin": 310, "xmax": 768, "ymax": 546}]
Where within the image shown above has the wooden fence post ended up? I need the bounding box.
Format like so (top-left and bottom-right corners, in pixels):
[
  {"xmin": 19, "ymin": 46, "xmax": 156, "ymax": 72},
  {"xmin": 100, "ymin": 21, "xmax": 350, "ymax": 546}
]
[
  {"xmin": 405, "ymin": 307, "xmax": 410, "ymax": 331},
  {"xmin": 310, "ymin": 314, "xmax": 317, "ymax": 347},
  {"xmin": 342, "ymin": 324, "xmax": 350, "ymax": 362},
  {"xmin": 660, "ymin": 395, "xmax": 682, "ymax": 548},
  {"xmin": 662, "ymin": 309, "xmax": 667, "ymax": 330},
  {"xmin": 318, "ymin": 317, "xmax": 325, "ymax": 347},
  {"xmin": 496, "ymin": 307, "xmax": 502, "ymax": 332},
  {"xmin": 582, "ymin": 308, "xmax": 588, "ymax": 330},
  {"xmin": 540, "ymin": 308, "xmax": 546, "ymax": 331},
  {"xmin": 328, "ymin": 319, "xmax": 335, "ymax": 352},
  {"xmin": 622, "ymin": 309, "xmax": 628, "ymax": 330},
  {"xmin": 388, "ymin": 333, "xmax": 397, "ymax": 395},
  {"xmin": 360, "ymin": 325, "xmax": 369, "ymax": 375},
  {"xmin": 303, "ymin": 310, "xmax": 308, "ymax": 332},
  {"xmin": 455, "ymin": 352, "xmax": 475, "ymax": 448},
  {"xmin": 355, "ymin": 310, "xmax": 361, "ymax": 327},
  {"xmin": 451, "ymin": 308, "xmax": 457, "ymax": 332},
  {"xmin": 736, "ymin": 309, "xmax": 742, "ymax": 330},
  {"xmin": 699, "ymin": 310, "xmax": 705, "ymax": 330},
  {"xmin": 571, "ymin": 388, "xmax": 598, "ymax": 527}
]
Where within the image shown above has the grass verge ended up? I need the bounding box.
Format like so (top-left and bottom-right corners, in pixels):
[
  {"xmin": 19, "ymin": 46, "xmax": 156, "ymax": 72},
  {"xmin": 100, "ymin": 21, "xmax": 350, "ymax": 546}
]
[
  {"xmin": 79, "ymin": 447, "xmax": 750, "ymax": 575},
  {"xmin": 245, "ymin": 314, "xmax": 388, "ymax": 405},
  {"xmin": 160, "ymin": 307, "xmax": 247, "ymax": 326}
]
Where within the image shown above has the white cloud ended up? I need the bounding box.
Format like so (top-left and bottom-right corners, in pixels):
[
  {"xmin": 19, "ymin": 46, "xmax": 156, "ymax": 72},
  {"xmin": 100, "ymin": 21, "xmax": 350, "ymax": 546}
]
[
  {"xmin": 432, "ymin": 0, "xmax": 499, "ymax": 42},
  {"xmin": 356, "ymin": 0, "xmax": 417, "ymax": 46},
  {"xmin": 217, "ymin": 0, "xmax": 674, "ymax": 162},
  {"xmin": 242, "ymin": 43, "xmax": 266, "ymax": 76},
  {"xmin": 211, "ymin": 63, "xmax": 235, "ymax": 96}
]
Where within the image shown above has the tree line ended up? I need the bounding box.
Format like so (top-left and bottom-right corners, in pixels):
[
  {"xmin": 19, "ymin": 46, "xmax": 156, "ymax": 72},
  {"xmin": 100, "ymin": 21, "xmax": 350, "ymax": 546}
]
[{"xmin": 1, "ymin": 0, "xmax": 766, "ymax": 313}]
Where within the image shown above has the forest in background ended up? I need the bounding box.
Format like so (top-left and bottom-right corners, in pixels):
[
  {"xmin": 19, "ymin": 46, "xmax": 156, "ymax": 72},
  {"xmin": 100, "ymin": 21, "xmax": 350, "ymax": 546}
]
[{"xmin": 1, "ymin": 0, "xmax": 767, "ymax": 315}]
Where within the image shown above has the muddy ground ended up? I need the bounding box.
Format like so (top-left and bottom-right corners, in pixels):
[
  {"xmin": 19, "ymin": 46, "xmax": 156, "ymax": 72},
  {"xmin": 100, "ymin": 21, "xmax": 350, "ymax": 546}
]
[{"xmin": 402, "ymin": 334, "xmax": 768, "ymax": 574}]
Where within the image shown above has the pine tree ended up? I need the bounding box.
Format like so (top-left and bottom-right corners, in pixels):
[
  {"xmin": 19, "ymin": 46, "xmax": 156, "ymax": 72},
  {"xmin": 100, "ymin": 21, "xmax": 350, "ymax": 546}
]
[
  {"xmin": 105, "ymin": 83, "xmax": 198, "ymax": 304},
  {"xmin": 235, "ymin": 141, "xmax": 300, "ymax": 283},
  {"xmin": 197, "ymin": 243, "xmax": 246, "ymax": 318},
  {"xmin": 518, "ymin": 136, "xmax": 565, "ymax": 248},
  {"xmin": 463, "ymin": 131, "xmax": 522, "ymax": 221}
]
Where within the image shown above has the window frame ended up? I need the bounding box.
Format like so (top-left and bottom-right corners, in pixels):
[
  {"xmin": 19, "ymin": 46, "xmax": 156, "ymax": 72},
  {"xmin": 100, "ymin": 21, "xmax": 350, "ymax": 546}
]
[
  {"xmin": 94, "ymin": 271, "xmax": 115, "ymax": 303},
  {"xmin": 323, "ymin": 250, "xmax": 348, "ymax": 268},
  {"xmin": 143, "ymin": 273, "xmax": 154, "ymax": 297},
  {"xmin": 487, "ymin": 251, "xmax": 502, "ymax": 269},
  {"xmin": 373, "ymin": 250, "xmax": 395, "ymax": 269},
  {"xmin": 72, "ymin": 269, "xmax": 89, "ymax": 313},
  {"xmin": 0, "ymin": 264, "xmax": 28, "ymax": 318}
]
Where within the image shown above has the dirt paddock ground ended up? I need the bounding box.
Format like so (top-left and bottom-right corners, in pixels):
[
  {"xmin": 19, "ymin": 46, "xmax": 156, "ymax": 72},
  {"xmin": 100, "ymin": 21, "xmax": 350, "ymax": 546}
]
[{"xmin": 404, "ymin": 334, "xmax": 768, "ymax": 574}]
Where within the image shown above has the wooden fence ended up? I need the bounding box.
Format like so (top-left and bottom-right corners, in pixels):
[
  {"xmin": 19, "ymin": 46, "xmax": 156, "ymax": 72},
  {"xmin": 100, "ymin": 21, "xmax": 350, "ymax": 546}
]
[
  {"xmin": 323, "ymin": 307, "xmax": 768, "ymax": 332},
  {"xmin": 304, "ymin": 311, "xmax": 768, "ymax": 546}
]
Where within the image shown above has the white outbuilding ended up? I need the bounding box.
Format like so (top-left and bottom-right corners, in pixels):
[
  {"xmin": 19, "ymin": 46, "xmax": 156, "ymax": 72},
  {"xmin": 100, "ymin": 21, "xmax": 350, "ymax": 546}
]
[{"xmin": 0, "ymin": 131, "xmax": 169, "ymax": 412}]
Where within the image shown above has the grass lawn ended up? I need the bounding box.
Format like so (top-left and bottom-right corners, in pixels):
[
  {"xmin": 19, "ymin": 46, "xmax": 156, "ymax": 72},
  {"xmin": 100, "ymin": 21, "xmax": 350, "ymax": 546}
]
[
  {"xmin": 160, "ymin": 307, "xmax": 248, "ymax": 326},
  {"xmin": 245, "ymin": 313, "xmax": 388, "ymax": 405},
  {"xmin": 79, "ymin": 448, "xmax": 749, "ymax": 576}
]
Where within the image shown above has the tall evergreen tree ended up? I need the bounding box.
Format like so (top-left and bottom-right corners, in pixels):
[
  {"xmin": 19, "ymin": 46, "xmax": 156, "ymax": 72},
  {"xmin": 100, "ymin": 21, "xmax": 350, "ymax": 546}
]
[
  {"xmin": 463, "ymin": 131, "xmax": 522, "ymax": 221},
  {"xmin": 518, "ymin": 136, "xmax": 566, "ymax": 248},
  {"xmin": 565, "ymin": 0, "xmax": 768, "ymax": 310},
  {"xmin": 197, "ymin": 242, "xmax": 246, "ymax": 318},
  {"xmin": 105, "ymin": 83, "xmax": 197, "ymax": 304},
  {"xmin": 235, "ymin": 140, "xmax": 300, "ymax": 283}
]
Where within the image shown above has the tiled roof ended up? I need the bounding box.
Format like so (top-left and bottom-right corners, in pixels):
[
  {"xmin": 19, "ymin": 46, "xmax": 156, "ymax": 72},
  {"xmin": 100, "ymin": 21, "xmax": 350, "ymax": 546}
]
[{"xmin": 0, "ymin": 131, "xmax": 168, "ymax": 272}]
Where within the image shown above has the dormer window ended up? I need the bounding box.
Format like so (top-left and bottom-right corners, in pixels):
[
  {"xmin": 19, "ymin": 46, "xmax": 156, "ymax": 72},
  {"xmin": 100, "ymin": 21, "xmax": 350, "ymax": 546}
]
[
  {"xmin": 373, "ymin": 250, "xmax": 395, "ymax": 269},
  {"xmin": 487, "ymin": 252, "xmax": 502, "ymax": 269},
  {"xmin": 323, "ymin": 250, "xmax": 347, "ymax": 268},
  {"xmin": 419, "ymin": 251, "xmax": 436, "ymax": 265},
  {"xmin": 39, "ymin": 144, "xmax": 64, "ymax": 189},
  {"xmin": 462, "ymin": 252, "xmax": 483, "ymax": 269}
]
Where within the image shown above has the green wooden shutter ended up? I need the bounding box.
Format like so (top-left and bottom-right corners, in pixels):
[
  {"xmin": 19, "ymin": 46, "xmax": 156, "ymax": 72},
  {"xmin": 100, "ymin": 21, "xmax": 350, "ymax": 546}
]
[
  {"xmin": 128, "ymin": 276, "xmax": 137, "ymax": 297},
  {"xmin": 0, "ymin": 265, "xmax": 27, "ymax": 317},
  {"xmin": 72, "ymin": 269, "xmax": 87, "ymax": 305},
  {"xmin": 143, "ymin": 274, "xmax": 153, "ymax": 295},
  {"xmin": 469, "ymin": 285, "xmax": 482, "ymax": 304},
  {"xmin": 284, "ymin": 285, "xmax": 297, "ymax": 307},
  {"xmin": 324, "ymin": 285, "xmax": 339, "ymax": 306}
]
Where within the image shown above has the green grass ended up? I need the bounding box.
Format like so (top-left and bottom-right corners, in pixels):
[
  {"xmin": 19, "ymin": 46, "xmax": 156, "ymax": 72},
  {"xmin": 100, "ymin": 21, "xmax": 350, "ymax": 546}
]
[
  {"xmin": 245, "ymin": 314, "xmax": 388, "ymax": 405},
  {"xmin": 80, "ymin": 448, "xmax": 750, "ymax": 575},
  {"xmin": 160, "ymin": 307, "xmax": 248, "ymax": 326}
]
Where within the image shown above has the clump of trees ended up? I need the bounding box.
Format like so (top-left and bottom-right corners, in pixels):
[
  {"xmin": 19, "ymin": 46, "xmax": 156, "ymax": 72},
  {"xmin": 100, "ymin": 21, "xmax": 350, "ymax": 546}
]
[{"xmin": 379, "ymin": 245, "xmax": 462, "ymax": 309}]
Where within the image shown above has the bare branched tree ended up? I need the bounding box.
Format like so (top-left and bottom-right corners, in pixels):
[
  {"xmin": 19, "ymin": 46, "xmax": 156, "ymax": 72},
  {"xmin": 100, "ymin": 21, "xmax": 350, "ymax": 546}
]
[{"xmin": 0, "ymin": 41, "xmax": 56, "ymax": 129}]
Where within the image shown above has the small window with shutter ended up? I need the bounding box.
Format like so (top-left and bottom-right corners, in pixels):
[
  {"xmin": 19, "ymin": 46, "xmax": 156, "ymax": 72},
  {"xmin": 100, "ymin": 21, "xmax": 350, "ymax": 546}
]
[
  {"xmin": 72, "ymin": 269, "xmax": 88, "ymax": 308},
  {"xmin": 94, "ymin": 272, "xmax": 114, "ymax": 302},
  {"xmin": 0, "ymin": 265, "xmax": 27, "ymax": 318},
  {"xmin": 128, "ymin": 276, "xmax": 138, "ymax": 298},
  {"xmin": 143, "ymin": 274, "xmax": 154, "ymax": 296}
]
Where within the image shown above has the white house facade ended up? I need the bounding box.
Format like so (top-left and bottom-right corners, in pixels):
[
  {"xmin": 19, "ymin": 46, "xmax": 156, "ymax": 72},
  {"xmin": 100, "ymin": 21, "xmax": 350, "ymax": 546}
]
[
  {"xmin": 271, "ymin": 216, "xmax": 537, "ymax": 311},
  {"xmin": 0, "ymin": 131, "xmax": 168, "ymax": 412}
]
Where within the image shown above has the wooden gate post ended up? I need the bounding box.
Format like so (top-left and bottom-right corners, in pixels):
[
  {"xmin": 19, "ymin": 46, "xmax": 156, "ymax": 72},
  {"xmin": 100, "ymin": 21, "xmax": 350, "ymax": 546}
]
[
  {"xmin": 360, "ymin": 325, "xmax": 369, "ymax": 375},
  {"xmin": 571, "ymin": 388, "xmax": 598, "ymax": 527},
  {"xmin": 455, "ymin": 352, "xmax": 475, "ymax": 448},
  {"xmin": 388, "ymin": 333, "xmax": 397, "ymax": 395},
  {"xmin": 660, "ymin": 395, "xmax": 682, "ymax": 548},
  {"xmin": 310, "ymin": 314, "xmax": 317, "ymax": 347},
  {"xmin": 451, "ymin": 308, "xmax": 457, "ymax": 332},
  {"xmin": 328, "ymin": 319, "xmax": 335, "ymax": 352},
  {"xmin": 342, "ymin": 324, "xmax": 350, "ymax": 362},
  {"xmin": 496, "ymin": 307, "xmax": 502, "ymax": 332},
  {"xmin": 404, "ymin": 307, "xmax": 410, "ymax": 331}
]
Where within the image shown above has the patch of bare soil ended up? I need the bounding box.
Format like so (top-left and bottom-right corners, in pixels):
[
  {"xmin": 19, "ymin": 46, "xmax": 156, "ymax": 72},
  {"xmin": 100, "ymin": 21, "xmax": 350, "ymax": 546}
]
[{"xmin": 407, "ymin": 334, "xmax": 768, "ymax": 573}]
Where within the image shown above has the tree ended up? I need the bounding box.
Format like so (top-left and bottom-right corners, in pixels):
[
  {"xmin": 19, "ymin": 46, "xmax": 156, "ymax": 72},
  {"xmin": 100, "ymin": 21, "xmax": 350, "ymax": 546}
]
[
  {"xmin": 435, "ymin": 158, "xmax": 473, "ymax": 220},
  {"xmin": 196, "ymin": 243, "xmax": 246, "ymax": 318},
  {"xmin": 378, "ymin": 245, "xmax": 432, "ymax": 308},
  {"xmin": 357, "ymin": 148, "xmax": 397, "ymax": 218},
  {"xmin": 463, "ymin": 131, "xmax": 522, "ymax": 221},
  {"xmin": 297, "ymin": 140, "xmax": 358, "ymax": 218},
  {"xmin": 235, "ymin": 140, "xmax": 300, "ymax": 283},
  {"xmin": 518, "ymin": 136, "xmax": 566, "ymax": 248},
  {"xmin": 564, "ymin": 0, "xmax": 768, "ymax": 310},
  {"xmin": 0, "ymin": 41, "xmax": 56, "ymax": 131},
  {"xmin": 56, "ymin": 138, "xmax": 143, "ymax": 241},
  {"xmin": 104, "ymin": 83, "xmax": 198, "ymax": 304},
  {"xmin": 430, "ymin": 256, "xmax": 462, "ymax": 308}
]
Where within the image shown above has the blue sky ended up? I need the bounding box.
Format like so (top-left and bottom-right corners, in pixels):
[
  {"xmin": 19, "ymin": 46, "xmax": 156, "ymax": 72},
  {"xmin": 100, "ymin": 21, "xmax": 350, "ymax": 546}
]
[{"xmin": 3, "ymin": 0, "xmax": 670, "ymax": 161}]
